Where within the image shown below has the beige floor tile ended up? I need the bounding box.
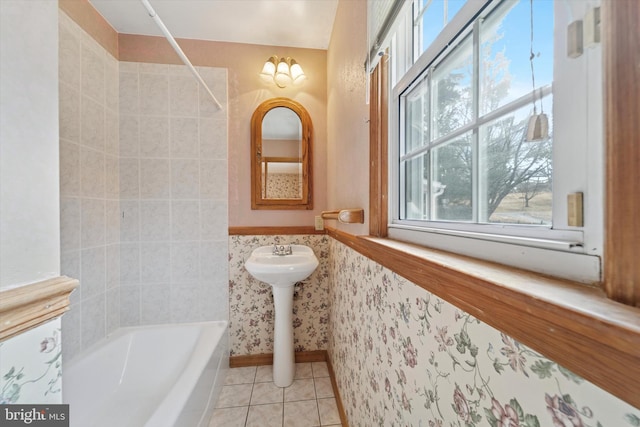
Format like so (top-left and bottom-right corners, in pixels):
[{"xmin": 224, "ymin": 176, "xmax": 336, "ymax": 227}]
[
  {"xmin": 314, "ymin": 377, "xmax": 334, "ymax": 398},
  {"xmin": 250, "ymin": 381, "xmax": 284, "ymax": 405},
  {"xmin": 294, "ymin": 362, "xmax": 313, "ymax": 379},
  {"xmin": 255, "ymin": 364, "xmax": 274, "ymax": 383},
  {"xmin": 245, "ymin": 403, "xmax": 283, "ymax": 427},
  {"xmin": 311, "ymin": 361, "xmax": 329, "ymax": 378},
  {"xmin": 225, "ymin": 366, "xmax": 257, "ymax": 385},
  {"xmin": 317, "ymin": 397, "xmax": 341, "ymax": 425},
  {"xmin": 214, "ymin": 363, "xmax": 344, "ymax": 427},
  {"xmin": 208, "ymin": 406, "xmax": 248, "ymax": 427},
  {"xmin": 215, "ymin": 384, "xmax": 253, "ymax": 408},
  {"xmin": 284, "ymin": 378, "xmax": 316, "ymax": 402},
  {"xmin": 284, "ymin": 399, "xmax": 320, "ymax": 427}
]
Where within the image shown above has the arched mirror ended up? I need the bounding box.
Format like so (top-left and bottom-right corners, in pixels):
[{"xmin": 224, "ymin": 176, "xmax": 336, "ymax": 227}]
[{"xmin": 251, "ymin": 98, "xmax": 313, "ymax": 210}]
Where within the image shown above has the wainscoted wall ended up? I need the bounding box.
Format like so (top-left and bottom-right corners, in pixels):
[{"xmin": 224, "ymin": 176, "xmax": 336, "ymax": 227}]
[
  {"xmin": 328, "ymin": 239, "xmax": 640, "ymax": 426},
  {"xmin": 118, "ymin": 62, "xmax": 229, "ymax": 327},
  {"xmin": 59, "ymin": 10, "xmax": 120, "ymax": 361},
  {"xmin": 228, "ymin": 234, "xmax": 330, "ymax": 356},
  {"xmin": 264, "ymin": 173, "xmax": 302, "ymax": 199},
  {"xmin": 0, "ymin": 319, "xmax": 62, "ymax": 404}
]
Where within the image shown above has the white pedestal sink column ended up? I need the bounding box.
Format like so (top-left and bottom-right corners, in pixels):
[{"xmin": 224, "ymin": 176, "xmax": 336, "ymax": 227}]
[
  {"xmin": 244, "ymin": 245, "xmax": 319, "ymax": 388},
  {"xmin": 272, "ymin": 285, "xmax": 295, "ymax": 387}
]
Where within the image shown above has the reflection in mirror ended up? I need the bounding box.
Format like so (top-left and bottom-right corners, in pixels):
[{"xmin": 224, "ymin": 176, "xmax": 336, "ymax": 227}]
[
  {"xmin": 261, "ymin": 107, "xmax": 302, "ymax": 199},
  {"xmin": 251, "ymin": 98, "xmax": 313, "ymax": 210}
]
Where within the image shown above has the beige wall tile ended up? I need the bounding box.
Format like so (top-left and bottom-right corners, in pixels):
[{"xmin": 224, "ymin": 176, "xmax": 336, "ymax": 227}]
[
  {"xmin": 80, "ymin": 146, "xmax": 105, "ymax": 197},
  {"xmin": 170, "ymin": 117, "xmax": 199, "ymax": 158},
  {"xmin": 139, "ymin": 73, "xmax": 168, "ymax": 115},
  {"xmin": 80, "ymin": 95, "xmax": 105, "ymax": 150},
  {"xmin": 139, "ymin": 116, "xmax": 169, "ymax": 157},
  {"xmin": 169, "ymin": 75, "xmax": 198, "ymax": 116},
  {"xmin": 59, "ymin": 83, "xmax": 80, "ymax": 142},
  {"xmin": 81, "ymin": 42, "xmax": 105, "ymax": 103},
  {"xmin": 60, "ymin": 140, "xmax": 80, "ymax": 196}
]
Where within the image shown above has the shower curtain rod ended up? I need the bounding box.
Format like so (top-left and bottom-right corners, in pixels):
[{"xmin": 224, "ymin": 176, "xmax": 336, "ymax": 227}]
[{"xmin": 140, "ymin": 0, "xmax": 223, "ymax": 111}]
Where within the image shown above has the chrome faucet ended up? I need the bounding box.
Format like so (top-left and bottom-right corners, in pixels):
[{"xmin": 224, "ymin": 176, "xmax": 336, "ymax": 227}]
[{"xmin": 272, "ymin": 244, "xmax": 292, "ymax": 256}]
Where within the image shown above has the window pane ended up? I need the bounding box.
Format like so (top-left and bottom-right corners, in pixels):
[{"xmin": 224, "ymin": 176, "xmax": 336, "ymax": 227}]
[
  {"xmin": 432, "ymin": 133, "xmax": 473, "ymax": 221},
  {"xmin": 415, "ymin": 0, "xmax": 468, "ymax": 58},
  {"xmin": 431, "ymin": 35, "xmax": 473, "ymax": 140},
  {"xmin": 403, "ymin": 154, "xmax": 429, "ymax": 220},
  {"xmin": 479, "ymin": 0, "xmax": 554, "ymax": 115},
  {"xmin": 415, "ymin": 0, "xmax": 445, "ymax": 57},
  {"xmin": 403, "ymin": 77, "xmax": 430, "ymax": 154},
  {"xmin": 479, "ymin": 96, "xmax": 552, "ymax": 225},
  {"xmin": 447, "ymin": 0, "xmax": 466, "ymax": 22}
]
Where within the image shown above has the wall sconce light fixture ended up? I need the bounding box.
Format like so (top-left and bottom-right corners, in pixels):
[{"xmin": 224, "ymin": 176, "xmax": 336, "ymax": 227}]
[{"xmin": 260, "ymin": 55, "xmax": 306, "ymax": 88}]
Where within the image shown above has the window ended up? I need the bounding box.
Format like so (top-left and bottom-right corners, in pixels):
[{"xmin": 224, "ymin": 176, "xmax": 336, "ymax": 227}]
[
  {"xmin": 403, "ymin": 1, "xmax": 554, "ymax": 225},
  {"xmin": 387, "ymin": 0, "xmax": 603, "ymax": 282}
]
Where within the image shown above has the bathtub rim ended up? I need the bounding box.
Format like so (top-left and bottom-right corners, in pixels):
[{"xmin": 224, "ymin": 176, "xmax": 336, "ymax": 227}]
[{"xmin": 63, "ymin": 320, "xmax": 228, "ymax": 368}]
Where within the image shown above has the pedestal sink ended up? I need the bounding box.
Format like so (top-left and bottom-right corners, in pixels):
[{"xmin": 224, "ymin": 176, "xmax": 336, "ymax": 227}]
[{"xmin": 245, "ymin": 245, "xmax": 319, "ymax": 387}]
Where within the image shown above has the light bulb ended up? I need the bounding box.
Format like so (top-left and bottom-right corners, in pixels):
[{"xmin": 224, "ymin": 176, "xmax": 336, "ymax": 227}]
[
  {"xmin": 260, "ymin": 56, "xmax": 277, "ymax": 83},
  {"xmin": 289, "ymin": 59, "xmax": 306, "ymax": 85},
  {"xmin": 274, "ymin": 57, "xmax": 292, "ymax": 87}
]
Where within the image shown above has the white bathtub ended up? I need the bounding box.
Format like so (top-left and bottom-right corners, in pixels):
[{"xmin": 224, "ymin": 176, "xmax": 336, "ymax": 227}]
[{"xmin": 64, "ymin": 321, "xmax": 228, "ymax": 427}]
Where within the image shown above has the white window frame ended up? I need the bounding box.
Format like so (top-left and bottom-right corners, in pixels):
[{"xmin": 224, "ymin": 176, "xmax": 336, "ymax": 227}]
[{"xmin": 386, "ymin": 0, "xmax": 603, "ymax": 283}]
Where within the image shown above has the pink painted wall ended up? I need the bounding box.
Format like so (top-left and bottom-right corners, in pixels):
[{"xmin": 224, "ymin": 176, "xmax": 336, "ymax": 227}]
[{"xmin": 326, "ymin": 0, "xmax": 369, "ymax": 235}]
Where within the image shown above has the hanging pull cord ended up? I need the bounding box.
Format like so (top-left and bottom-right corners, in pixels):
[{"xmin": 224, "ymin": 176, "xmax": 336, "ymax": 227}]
[{"xmin": 529, "ymin": 0, "xmax": 543, "ymax": 115}]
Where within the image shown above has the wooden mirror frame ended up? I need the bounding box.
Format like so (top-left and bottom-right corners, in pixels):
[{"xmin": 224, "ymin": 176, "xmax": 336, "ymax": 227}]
[{"xmin": 251, "ymin": 98, "xmax": 313, "ymax": 210}]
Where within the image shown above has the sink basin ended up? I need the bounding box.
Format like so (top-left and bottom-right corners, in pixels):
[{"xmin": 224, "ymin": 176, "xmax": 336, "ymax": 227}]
[
  {"xmin": 245, "ymin": 245, "xmax": 319, "ymax": 287},
  {"xmin": 244, "ymin": 244, "xmax": 319, "ymax": 387}
]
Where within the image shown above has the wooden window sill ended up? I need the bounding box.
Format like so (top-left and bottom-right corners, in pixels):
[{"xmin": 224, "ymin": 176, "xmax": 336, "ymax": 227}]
[{"xmin": 327, "ymin": 227, "xmax": 640, "ymax": 408}]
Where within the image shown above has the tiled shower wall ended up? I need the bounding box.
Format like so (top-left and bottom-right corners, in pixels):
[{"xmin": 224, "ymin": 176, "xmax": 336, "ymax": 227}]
[
  {"xmin": 59, "ymin": 11, "xmax": 229, "ymax": 364},
  {"xmin": 59, "ymin": 11, "xmax": 120, "ymax": 360},
  {"xmin": 118, "ymin": 62, "xmax": 228, "ymax": 327},
  {"xmin": 328, "ymin": 239, "xmax": 640, "ymax": 426}
]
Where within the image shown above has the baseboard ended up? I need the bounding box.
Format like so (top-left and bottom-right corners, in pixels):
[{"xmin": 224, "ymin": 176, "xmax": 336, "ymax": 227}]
[
  {"xmin": 229, "ymin": 350, "xmax": 327, "ymax": 367},
  {"xmin": 325, "ymin": 352, "xmax": 349, "ymax": 427}
]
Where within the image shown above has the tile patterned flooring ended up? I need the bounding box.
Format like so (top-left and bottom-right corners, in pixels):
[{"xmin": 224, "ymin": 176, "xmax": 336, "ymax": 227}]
[{"xmin": 210, "ymin": 362, "xmax": 343, "ymax": 427}]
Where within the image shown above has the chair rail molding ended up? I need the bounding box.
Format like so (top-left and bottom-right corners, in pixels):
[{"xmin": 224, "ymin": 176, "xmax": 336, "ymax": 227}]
[{"xmin": 0, "ymin": 276, "xmax": 78, "ymax": 342}]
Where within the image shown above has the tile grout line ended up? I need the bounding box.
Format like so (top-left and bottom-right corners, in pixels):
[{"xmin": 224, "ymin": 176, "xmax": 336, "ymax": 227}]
[{"xmin": 314, "ymin": 377, "xmax": 322, "ymax": 427}]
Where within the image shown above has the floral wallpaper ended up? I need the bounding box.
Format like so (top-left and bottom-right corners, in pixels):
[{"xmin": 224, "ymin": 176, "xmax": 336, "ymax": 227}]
[
  {"xmin": 264, "ymin": 173, "xmax": 301, "ymax": 199},
  {"xmin": 228, "ymin": 234, "xmax": 330, "ymax": 356},
  {"xmin": 0, "ymin": 319, "xmax": 63, "ymax": 404},
  {"xmin": 328, "ymin": 239, "xmax": 640, "ymax": 426}
]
